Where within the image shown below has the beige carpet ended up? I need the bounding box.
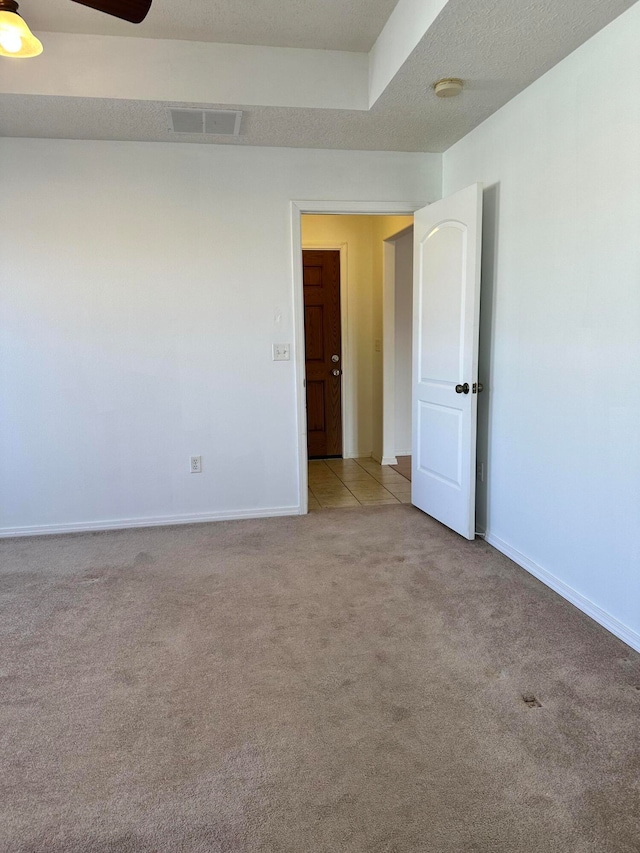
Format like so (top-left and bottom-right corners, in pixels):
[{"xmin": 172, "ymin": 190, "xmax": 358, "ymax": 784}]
[{"xmin": 1, "ymin": 506, "xmax": 638, "ymax": 852}]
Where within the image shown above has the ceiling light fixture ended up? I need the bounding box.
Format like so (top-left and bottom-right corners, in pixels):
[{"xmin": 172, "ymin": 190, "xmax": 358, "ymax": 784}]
[
  {"xmin": 0, "ymin": 0, "xmax": 42, "ymax": 58},
  {"xmin": 434, "ymin": 78, "xmax": 464, "ymax": 98}
]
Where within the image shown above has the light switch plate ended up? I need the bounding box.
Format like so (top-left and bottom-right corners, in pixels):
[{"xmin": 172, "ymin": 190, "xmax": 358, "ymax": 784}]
[{"xmin": 273, "ymin": 343, "xmax": 291, "ymax": 361}]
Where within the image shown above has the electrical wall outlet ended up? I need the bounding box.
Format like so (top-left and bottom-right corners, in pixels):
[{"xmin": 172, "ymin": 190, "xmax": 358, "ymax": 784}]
[
  {"xmin": 272, "ymin": 343, "xmax": 291, "ymax": 361},
  {"xmin": 190, "ymin": 456, "xmax": 202, "ymax": 473},
  {"xmin": 476, "ymin": 461, "xmax": 484, "ymax": 482}
]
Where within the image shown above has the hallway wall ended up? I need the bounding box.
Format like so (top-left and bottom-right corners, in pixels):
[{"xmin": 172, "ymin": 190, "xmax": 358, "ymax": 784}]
[
  {"xmin": 301, "ymin": 216, "xmax": 373, "ymax": 458},
  {"xmin": 370, "ymin": 216, "xmax": 414, "ymax": 462},
  {"xmin": 393, "ymin": 229, "xmax": 413, "ymax": 456}
]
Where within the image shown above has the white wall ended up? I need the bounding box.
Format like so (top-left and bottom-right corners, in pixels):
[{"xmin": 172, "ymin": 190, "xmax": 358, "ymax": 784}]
[
  {"xmin": 443, "ymin": 3, "xmax": 640, "ymax": 647},
  {"xmin": 0, "ymin": 140, "xmax": 439, "ymax": 534},
  {"xmin": 393, "ymin": 229, "xmax": 413, "ymax": 455}
]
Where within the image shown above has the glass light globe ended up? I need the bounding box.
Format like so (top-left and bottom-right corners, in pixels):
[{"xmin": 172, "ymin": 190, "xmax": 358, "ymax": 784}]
[{"xmin": 0, "ymin": 9, "xmax": 43, "ymax": 58}]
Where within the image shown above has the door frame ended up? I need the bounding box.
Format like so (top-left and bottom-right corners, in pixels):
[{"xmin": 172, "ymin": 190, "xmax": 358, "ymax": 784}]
[{"xmin": 291, "ymin": 200, "xmax": 425, "ymax": 514}]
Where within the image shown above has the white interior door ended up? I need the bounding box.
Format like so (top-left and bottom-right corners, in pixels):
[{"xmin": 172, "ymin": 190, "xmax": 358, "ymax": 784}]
[{"xmin": 412, "ymin": 183, "xmax": 483, "ymax": 540}]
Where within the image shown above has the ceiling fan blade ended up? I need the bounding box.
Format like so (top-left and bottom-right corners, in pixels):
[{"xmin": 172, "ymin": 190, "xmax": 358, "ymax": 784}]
[{"xmin": 69, "ymin": 0, "xmax": 152, "ymax": 24}]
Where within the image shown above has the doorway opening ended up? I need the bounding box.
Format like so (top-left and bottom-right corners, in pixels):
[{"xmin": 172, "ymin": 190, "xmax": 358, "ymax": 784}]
[
  {"xmin": 293, "ymin": 186, "xmax": 484, "ymax": 539},
  {"xmin": 298, "ymin": 209, "xmax": 416, "ymax": 508}
]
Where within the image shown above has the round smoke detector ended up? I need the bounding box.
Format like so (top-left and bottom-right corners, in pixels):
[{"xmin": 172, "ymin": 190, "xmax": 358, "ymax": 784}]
[{"xmin": 434, "ymin": 78, "xmax": 464, "ymax": 98}]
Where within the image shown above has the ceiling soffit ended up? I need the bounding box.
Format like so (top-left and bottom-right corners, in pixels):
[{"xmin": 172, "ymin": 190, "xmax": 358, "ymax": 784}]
[
  {"xmin": 0, "ymin": 0, "xmax": 637, "ymax": 152},
  {"xmin": 23, "ymin": 0, "xmax": 400, "ymax": 51}
]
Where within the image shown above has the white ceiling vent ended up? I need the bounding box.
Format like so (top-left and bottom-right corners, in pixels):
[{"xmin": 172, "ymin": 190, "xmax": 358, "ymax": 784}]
[{"xmin": 169, "ymin": 109, "xmax": 242, "ymax": 136}]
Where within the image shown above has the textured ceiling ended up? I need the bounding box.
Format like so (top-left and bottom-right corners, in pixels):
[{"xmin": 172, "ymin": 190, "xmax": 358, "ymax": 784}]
[
  {"xmin": 1, "ymin": 0, "xmax": 637, "ymax": 151},
  {"xmin": 0, "ymin": 92, "xmax": 508, "ymax": 153},
  {"xmin": 23, "ymin": 0, "xmax": 399, "ymax": 51}
]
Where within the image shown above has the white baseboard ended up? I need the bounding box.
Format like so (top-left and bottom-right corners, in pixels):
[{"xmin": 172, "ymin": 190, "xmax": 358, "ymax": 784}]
[
  {"xmin": 485, "ymin": 533, "xmax": 640, "ymax": 654},
  {"xmin": 343, "ymin": 450, "xmax": 371, "ymax": 460},
  {"xmin": 380, "ymin": 455, "xmax": 398, "ymax": 466},
  {"xmin": 0, "ymin": 506, "xmax": 302, "ymax": 539}
]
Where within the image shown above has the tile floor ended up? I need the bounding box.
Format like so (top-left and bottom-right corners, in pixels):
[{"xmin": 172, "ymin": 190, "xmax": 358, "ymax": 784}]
[
  {"xmin": 308, "ymin": 458, "xmax": 412, "ymax": 510},
  {"xmin": 390, "ymin": 455, "xmax": 412, "ymax": 482}
]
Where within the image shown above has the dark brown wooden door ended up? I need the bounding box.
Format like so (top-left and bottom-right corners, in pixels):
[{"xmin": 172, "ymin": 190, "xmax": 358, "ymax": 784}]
[{"xmin": 303, "ymin": 250, "xmax": 342, "ymax": 458}]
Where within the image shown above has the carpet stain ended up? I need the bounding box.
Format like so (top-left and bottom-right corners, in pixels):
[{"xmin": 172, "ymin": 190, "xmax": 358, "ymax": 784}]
[
  {"xmin": 113, "ymin": 668, "xmax": 137, "ymax": 687},
  {"xmin": 134, "ymin": 551, "xmax": 155, "ymax": 566},
  {"xmin": 390, "ymin": 705, "xmax": 411, "ymax": 722}
]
